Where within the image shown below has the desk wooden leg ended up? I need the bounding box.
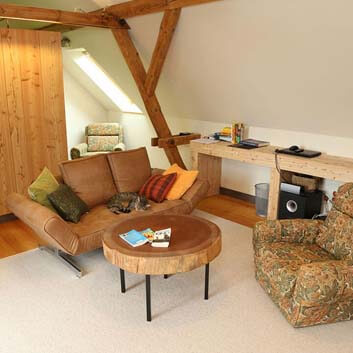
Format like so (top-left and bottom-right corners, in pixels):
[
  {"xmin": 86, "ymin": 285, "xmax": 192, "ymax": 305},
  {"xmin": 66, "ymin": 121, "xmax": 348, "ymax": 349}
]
[
  {"xmin": 267, "ymin": 168, "xmax": 281, "ymax": 220},
  {"xmin": 192, "ymin": 151, "xmax": 222, "ymax": 196}
]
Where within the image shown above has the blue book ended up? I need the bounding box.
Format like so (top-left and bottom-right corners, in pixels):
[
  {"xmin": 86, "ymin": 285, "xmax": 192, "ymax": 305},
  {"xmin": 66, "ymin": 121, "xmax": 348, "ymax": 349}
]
[{"xmin": 119, "ymin": 229, "xmax": 149, "ymax": 247}]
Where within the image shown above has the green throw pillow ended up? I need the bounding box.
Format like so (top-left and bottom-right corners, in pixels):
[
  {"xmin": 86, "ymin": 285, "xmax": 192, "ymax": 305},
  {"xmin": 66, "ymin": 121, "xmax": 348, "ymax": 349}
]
[
  {"xmin": 28, "ymin": 167, "xmax": 59, "ymax": 213},
  {"xmin": 48, "ymin": 184, "xmax": 89, "ymax": 223}
]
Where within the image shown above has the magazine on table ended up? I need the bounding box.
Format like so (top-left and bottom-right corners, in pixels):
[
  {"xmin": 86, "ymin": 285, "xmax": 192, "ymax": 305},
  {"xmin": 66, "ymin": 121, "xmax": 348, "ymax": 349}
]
[
  {"xmin": 140, "ymin": 228, "xmax": 155, "ymax": 243},
  {"xmin": 151, "ymin": 228, "xmax": 171, "ymax": 248}
]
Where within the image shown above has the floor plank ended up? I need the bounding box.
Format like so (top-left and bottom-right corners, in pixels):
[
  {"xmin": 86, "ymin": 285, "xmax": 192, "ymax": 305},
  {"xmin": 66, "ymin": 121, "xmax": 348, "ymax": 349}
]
[
  {"xmin": 0, "ymin": 196, "xmax": 262, "ymax": 259},
  {"xmin": 197, "ymin": 195, "xmax": 263, "ymax": 228}
]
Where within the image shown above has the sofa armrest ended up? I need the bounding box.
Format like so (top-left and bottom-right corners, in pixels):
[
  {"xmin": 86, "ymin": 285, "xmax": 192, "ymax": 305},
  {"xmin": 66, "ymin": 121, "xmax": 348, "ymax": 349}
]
[
  {"xmin": 6, "ymin": 193, "xmax": 79, "ymax": 255},
  {"xmin": 253, "ymin": 219, "xmax": 324, "ymax": 253},
  {"xmin": 293, "ymin": 260, "xmax": 353, "ymax": 306},
  {"xmin": 113, "ymin": 142, "xmax": 125, "ymax": 151},
  {"xmin": 182, "ymin": 179, "xmax": 210, "ymax": 211},
  {"xmin": 70, "ymin": 143, "xmax": 88, "ymax": 160}
]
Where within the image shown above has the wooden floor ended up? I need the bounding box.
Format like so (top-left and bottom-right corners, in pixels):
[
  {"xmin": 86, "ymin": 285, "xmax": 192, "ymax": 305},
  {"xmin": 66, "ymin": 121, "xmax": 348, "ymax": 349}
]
[
  {"xmin": 197, "ymin": 195, "xmax": 263, "ymax": 228},
  {"xmin": 0, "ymin": 195, "xmax": 262, "ymax": 260}
]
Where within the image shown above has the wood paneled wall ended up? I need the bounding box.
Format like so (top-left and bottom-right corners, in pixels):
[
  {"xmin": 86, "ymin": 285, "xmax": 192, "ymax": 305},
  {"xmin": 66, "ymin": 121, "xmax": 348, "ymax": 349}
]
[{"xmin": 0, "ymin": 28, "xmax": 68, "ymax": 216}]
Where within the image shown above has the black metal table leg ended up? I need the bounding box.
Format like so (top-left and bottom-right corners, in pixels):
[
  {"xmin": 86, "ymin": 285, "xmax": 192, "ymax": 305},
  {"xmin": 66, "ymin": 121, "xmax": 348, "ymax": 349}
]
[
  {"xmin": 146, "ymin": 275, "xmax": 151, "ymax": 322},
  {"xmin": 164, "ymin": 274, "xmax": 169, "ymax": 279},
  {"xmin": 204, "ymin": 264, "xmax": 209, "ymax": 300},
  {"xmin": 120, "ymin": 269, "xmax": 126, "ymax": 293}
]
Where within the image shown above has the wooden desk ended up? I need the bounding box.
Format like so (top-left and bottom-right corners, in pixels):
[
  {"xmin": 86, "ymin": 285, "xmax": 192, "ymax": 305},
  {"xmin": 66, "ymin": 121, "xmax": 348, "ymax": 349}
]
[{"xmin": 191, "ymin": 141, "xmax": 353, "ymax": 220}]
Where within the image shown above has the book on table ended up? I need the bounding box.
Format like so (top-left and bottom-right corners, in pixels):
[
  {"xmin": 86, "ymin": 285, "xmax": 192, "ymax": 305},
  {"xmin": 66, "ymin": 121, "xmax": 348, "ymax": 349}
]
[
  {"xmin": 140, "ymin": 228, "xmax": 155, "ymax": 243},
  {"xmin": 119, "ymin": 229, "xmax": 149, "ymax": 247},
  {"xmin": 239, "ymin": 139, "xmax": 270, "ymax": 147},
  {"xmin": 151, "ymin": 228, "xmax": 171, "ymax": 248}
]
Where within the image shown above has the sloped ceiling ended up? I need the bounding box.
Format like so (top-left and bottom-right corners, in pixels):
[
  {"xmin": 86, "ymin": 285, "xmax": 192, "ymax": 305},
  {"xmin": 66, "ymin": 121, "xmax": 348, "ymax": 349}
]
[{"xmin": 3, "ymin": 0, "xmax": 353, "ymax": 138}]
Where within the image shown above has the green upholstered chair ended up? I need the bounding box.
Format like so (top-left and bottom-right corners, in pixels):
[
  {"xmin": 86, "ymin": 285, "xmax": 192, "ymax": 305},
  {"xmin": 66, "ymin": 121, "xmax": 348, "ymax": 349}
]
[
  {"xmin": 253, "ymin": 183, "xmax": 353, "ymax": 327},
  {"xmin": 70, "ymin": 123, "xmax": 125, "ymax": 160}
]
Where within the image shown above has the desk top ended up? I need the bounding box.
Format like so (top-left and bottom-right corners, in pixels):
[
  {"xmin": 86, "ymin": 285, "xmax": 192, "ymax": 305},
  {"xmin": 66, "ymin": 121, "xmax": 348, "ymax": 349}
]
[{"xmin": 191, "ymin": 141, "xmax": 353, "ymax": 182}]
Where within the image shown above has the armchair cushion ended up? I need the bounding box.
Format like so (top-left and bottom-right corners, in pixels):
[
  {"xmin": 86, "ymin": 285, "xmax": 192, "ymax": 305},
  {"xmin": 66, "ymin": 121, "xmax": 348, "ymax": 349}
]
[
  {"xmin": 331, "ymin": 183, "xmax": 353, "ymax": 217},
  {"xmin": 253, "ymin": 219, "xmax": 324, "ymax": 255},
  {"xmin": 59, "ymin": 154, "xmax": 117, "ymax": 209},
  {"xmin": 316, "ymin": 209, "xmax": 353, "ymax": 260},
  {"xmin": 256, "ymin": 242, "xmax": 335, "ymax": 298},
  {"xmin": 87, "ymin": 123, "xmax": 120, "ymax": 136},
  {"xmin": 107, "ymin": 147, "xmax": 151, "ymax": 193},
  {"xmin": 87, "ymin": 136, "xmax": 120, "ymax": 152}
]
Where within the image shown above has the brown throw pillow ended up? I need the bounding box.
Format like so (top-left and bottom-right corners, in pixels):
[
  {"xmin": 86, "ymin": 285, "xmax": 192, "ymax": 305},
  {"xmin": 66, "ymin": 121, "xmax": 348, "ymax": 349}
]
[
  {"xmin": 48, "ymin": 184, "xmax": 89, "ymax": 223},
  {"xmin": 139, "ymin": 173, "xmax": 177, "ymax": 203}
]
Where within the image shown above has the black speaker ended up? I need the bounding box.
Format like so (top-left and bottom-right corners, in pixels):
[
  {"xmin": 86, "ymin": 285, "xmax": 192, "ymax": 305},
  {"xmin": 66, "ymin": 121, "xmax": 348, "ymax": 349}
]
[{"xmin": 278, "ymin": 190, "xmax": 323, "ymax": 219}]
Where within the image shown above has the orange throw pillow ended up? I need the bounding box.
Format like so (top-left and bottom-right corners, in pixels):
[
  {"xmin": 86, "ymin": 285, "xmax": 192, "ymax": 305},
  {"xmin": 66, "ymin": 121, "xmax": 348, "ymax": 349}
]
[{"xmin": 163, "ymin": 164, "xmax": 199, "ymax": 200}]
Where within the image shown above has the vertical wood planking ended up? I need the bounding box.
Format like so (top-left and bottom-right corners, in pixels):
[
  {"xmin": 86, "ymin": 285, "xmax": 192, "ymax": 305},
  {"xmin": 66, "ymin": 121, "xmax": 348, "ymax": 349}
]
[
  {"xmin": 0, "ymin": 31, "xmax": 16, "ymax": 215},
  {"xmin": 0, "ymin": 28, "xmax": 68, "ymax": 215},
  {"xmin": 1, "ymin": 29, "xmax": 29, "ymax": 195},
  {"xmin": 18, "ymin": 29, "xmax": 45, "ymax": 179},
  {"xmin": 39, "ymin": 31, "xmax": 68, "ymax": 174}
]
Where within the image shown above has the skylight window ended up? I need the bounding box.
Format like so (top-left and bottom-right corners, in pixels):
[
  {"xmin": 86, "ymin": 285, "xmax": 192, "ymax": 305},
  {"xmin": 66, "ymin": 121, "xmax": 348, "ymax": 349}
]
[{"xmin": 74, "ymin": 52, "xmax": 142, "ymax": 114}]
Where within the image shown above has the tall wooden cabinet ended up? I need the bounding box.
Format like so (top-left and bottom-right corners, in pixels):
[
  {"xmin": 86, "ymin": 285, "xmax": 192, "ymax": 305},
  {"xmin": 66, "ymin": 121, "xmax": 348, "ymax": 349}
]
[{"xmin": 0, "ymin": 28, "xmax": 68, "ymax": 216}]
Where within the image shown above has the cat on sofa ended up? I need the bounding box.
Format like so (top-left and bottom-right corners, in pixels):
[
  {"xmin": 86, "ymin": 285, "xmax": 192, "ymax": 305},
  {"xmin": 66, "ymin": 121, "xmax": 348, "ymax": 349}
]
[{"xmin": 107, "ymin": 192, "xmax": 150, "ymax": 214}]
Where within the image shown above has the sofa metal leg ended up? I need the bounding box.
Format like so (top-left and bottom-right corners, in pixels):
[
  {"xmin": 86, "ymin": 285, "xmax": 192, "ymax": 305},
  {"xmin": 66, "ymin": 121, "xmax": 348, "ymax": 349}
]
[{"xmin": 39, "ymin": 246, "xmax": 83, "ymax": 278}]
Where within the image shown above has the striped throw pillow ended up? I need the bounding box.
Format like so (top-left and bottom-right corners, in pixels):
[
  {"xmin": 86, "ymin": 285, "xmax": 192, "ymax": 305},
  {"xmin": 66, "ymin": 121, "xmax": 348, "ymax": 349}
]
[{"xmin": 139, "ymin": 173, "xmax": 177, "ymax": 203}]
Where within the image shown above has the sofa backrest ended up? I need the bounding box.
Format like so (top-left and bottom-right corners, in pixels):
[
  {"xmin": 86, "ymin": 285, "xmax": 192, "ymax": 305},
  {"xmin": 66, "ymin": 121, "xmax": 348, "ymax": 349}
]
[
  {"xmin": 59, "ymin": 154, "xmax": 117, "ymax": 209},
  {"xmin": 107, "ymin": 147, "xmax": 151, "ymax": 193},
  {"xmin": 316, "ymin": 183, "xmax": 353, "ymax": 260}
]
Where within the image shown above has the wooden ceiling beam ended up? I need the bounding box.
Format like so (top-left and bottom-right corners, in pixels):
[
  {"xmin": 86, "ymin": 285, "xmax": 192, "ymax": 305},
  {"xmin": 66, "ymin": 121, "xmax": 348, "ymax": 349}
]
[
  {"xmin": 0, "ymin": 3, "xmax": 129, "ymax": 29},
  {"xmin": 99, "ymin": 0, "xmax": 221, "ymax": 19},
  {"xmin": 112, "ymin": 27, "xmax": 186, "ymax": 168},
  {"xmin": 145, "ymin": 9, "xmax": 181, "ymax": 96}
]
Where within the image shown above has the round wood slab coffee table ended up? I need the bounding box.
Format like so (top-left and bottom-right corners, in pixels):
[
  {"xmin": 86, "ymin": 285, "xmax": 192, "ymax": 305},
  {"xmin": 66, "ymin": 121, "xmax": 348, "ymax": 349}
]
[{"xmin": 103, "ymin": 214, "xmax": 222, "ymax": 321}]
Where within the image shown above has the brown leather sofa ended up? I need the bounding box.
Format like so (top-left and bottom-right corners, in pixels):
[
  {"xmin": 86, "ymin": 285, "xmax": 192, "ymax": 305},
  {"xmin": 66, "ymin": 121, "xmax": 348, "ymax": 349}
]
[{"xmin": 6, "ymin": 147, "xmax": 209, "ymax": 276}]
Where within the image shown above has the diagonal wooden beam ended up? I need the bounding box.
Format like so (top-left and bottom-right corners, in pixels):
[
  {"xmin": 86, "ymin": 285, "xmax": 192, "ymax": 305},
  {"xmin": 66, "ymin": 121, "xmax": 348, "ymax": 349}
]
[
  {"xmin": 112, "ymin": 27, "xmax": 186, "ymax": 168},
  {"xmin": 145, "ymin": 9, "xmax": 181, "ymax": 96},
  {"xmin": 94, "ymin": 0, "xmax": 221, "ymax": 19},
  {"xmin": 0, "ymin": 3, "xmax": 129, "ymax": 29}
]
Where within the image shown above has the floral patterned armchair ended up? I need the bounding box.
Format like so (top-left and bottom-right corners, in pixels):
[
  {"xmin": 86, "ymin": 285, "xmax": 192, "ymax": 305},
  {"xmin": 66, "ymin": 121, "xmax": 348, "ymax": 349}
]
[
  {"xmin": 253, "ymin": 183, "xmax": 353, "ymax": 327},
  {"xmin": 70, "ymin": 123, "xmax": 125, "ymax": 159}
]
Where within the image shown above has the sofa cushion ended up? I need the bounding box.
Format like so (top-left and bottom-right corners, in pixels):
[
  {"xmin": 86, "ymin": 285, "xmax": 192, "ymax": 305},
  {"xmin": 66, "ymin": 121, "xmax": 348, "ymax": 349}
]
[
  {"xmin": 69, "ymin": 199, "xmax": 190, "ymax": 254},
  {"xmin": 28, "ymin": 167, "xmax": 59, "ymax": 213},
  {"xmin": 107, "ymin": 147, "xmax": 151, "ymax": 193},
  {"xmin": 316, "ymin": 209, "xmax": 353, "ymax": 260},
  {"xmin": 163, "ymin": 164, "xmax": 199, "ymax": 200},
  {"xmin": 59, "ymin": 154, "xmax": 117, "ymax": 209},
  {"xmin": 139, "ymin": 173, "xmax": 177, "ymax": 203},
  {"xmin": 257, "ymin": 242, "xmax": 335, "ymax": 298},
  {"xmin": 48, "ymin": 184, "xmax": 89, "ymax": 224}
]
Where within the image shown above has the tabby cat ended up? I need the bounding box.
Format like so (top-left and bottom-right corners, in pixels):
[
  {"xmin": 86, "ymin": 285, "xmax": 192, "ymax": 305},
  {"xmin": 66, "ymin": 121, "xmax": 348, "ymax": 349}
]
[{"xmin": 107, "ymin": 192, "xmax": 150, "ymax": 214}]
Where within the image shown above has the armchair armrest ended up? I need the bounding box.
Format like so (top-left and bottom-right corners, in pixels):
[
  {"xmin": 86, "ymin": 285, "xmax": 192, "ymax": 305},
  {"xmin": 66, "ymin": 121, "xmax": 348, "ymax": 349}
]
[
  {"xmin": 294, "ymin": 260, "xmax": 353, "ymax": 306},
  {"xmin": 6, "ymin": 193, "xmax": 79, "ymax": 255},
  {"xmin": 253, "ymin": 219, "xmax": 324, "ymax": 253},
  {"xmin": 113, "ymin": 142, "xmax": 125, "ymax": 151},
  {"xmin": 70, "ymin": 143, "xmax": 88, "ymax": 160}
]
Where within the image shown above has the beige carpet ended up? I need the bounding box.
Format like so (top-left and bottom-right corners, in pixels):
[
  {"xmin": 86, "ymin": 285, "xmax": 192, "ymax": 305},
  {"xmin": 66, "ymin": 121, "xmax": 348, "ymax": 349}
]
[{"xmin": 1, "ymin": 210, "xmax": 353, "ymax": 353}]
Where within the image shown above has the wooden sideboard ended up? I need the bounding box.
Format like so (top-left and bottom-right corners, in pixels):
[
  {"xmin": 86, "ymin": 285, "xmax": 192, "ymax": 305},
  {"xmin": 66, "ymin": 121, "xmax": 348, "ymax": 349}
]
[{"xmin": 191, "ymin": 141, "xmax": 353, "ymax": 220}]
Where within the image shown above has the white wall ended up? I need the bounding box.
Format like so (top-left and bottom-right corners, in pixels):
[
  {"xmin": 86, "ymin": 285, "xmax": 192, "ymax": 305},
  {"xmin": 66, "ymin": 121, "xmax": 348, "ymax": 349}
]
[{"xmin": 63, "ymin": 69, "xmax": 109, "ymax": 152}]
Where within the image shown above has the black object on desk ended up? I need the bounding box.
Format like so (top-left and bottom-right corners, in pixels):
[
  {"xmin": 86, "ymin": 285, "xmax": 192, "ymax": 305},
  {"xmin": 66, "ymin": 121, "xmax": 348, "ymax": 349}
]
[
  {"xmin": 228, "ymin": 144, "xmax": 258, "ymax": 150},
  {"xmin": 275, "ymin": 146, "xmax": 321, "ymax": 158}
]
